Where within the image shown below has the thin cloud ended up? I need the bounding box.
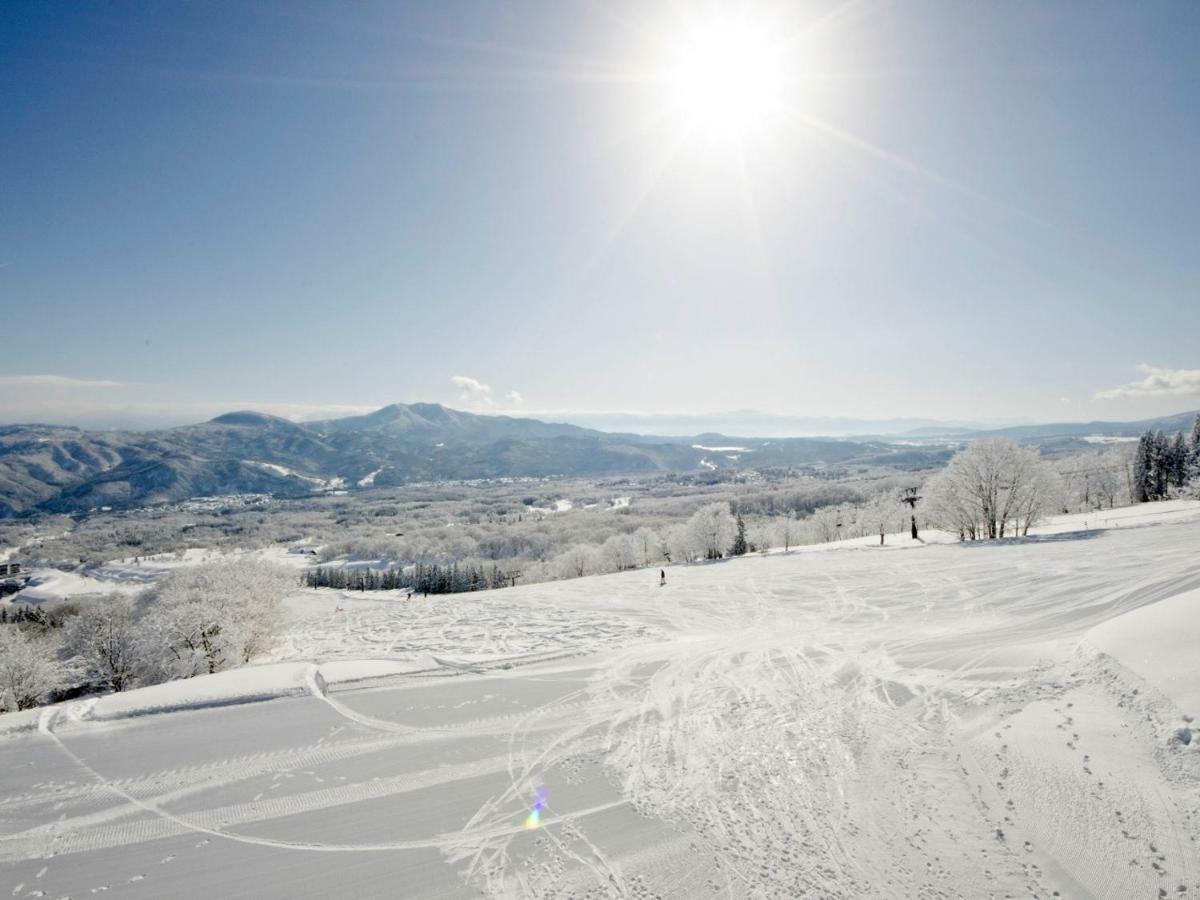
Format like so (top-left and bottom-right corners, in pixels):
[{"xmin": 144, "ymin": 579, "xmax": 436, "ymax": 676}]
[
  {"xmin": 504, "ymin": 390, "xmax": 524, "ymax": 405},
  {"xmin": 0, "ymin": 374, "xmax": 127, "ymax": 388},
  {"xmin": 1095, "ymin": 364, "xmax": 1200, "ymax": 400}
]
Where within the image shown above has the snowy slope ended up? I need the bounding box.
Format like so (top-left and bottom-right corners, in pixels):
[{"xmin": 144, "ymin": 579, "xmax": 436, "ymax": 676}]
[{"xmin": 2, "ymin": 504, "xmax": 1199, "ymax": 898}]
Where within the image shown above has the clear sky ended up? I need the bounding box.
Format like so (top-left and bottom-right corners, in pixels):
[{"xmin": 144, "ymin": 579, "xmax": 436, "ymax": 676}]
[{"xmin": 1, "ymin": 1, "xmax": 1198, "ymax": 430}]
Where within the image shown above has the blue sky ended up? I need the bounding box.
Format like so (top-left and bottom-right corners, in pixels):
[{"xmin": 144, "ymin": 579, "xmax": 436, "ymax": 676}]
[{"xmin": 1, "ymin": 1, "xmax": 1198, "ymax": 430}]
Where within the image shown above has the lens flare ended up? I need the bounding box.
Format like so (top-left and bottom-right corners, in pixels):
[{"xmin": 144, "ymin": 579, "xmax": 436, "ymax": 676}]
[{"xmin": 525, "ymin": 785, "xmax": 549, "ymax": 830}]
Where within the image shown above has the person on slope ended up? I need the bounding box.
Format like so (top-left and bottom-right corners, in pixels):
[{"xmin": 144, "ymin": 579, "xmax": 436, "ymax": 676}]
[{"xmin": 659, "ymin": 569, "xmax": 666, "ymax": 587}]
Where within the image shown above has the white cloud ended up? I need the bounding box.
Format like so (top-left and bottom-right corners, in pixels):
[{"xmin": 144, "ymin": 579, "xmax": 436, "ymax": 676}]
[
  {"xmin": 504, "ymin": 390, "xmax": 524, "ymax": 405},
  {"xmin": 0, "ymin": 374, "xmax": 126, "ymax": 388},
  {"xmin": 450, "ymin": 375, "xmax": 495, "ymax": 407},
  {"xmin": 1095, "ymin": 364, "xmax": 1200, "ymax": 400}
]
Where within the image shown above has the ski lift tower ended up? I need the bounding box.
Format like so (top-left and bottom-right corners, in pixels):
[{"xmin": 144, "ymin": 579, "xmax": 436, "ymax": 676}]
[{"xmin": 901, "ymin": 487, "xmax": 922, "ymax": 540}]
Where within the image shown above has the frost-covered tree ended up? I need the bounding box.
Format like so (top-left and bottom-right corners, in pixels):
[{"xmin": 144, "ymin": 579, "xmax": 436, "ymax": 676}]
[
  {"xmin": 859, "ymin": 494, "xmax": 903, "ymax": 545},
  {"xmin": 553, "ymin": 544, "xmax": 599, "ymax": 579},
  {"xmin": 807, "ymin": 505, "xmax": 842, "ymax": 543},
  {"xmin": 665, "ymin": 523, "xmax": 699, "ymax": 564},
  {"xmin": 140, "ymin": 560, "xmax": 294, "ymax": 680},
  {"xmin": 0, "ymin": 626, "xmax": 68, "ymax": 711},
  {"xmin": 924, "ymin": 439, "xmax": 1058, "ymax": 539},
  {"xmin": 64, "ymin": 594, "xmax": 142, "ymax": 693},
  {"xmin": 773, "ymin": 516, "xmax": 801, "ymax": 552},
  {"xmin": 923, "ymin": 469, "xmax": 979, "ymax": 540},
  {"xmin": 600, "ymin": 533, "xmax": 638, "ymax": 572},
  {"xmin": 631, "ymin": 527, "xmax": 663, "ymax": 567},
  {"xmin": 686, "ymin": 503, "xmax": 737, "ymax": 560}
]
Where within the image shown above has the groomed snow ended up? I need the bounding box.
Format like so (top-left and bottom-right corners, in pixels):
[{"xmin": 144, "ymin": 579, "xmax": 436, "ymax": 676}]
[{"xmin": 2, "ymin": 502, "xmax": 1199, "ymax": 898}]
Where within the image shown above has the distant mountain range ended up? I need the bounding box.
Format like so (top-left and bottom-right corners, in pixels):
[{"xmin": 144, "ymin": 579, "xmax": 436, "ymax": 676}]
[
  {"xmin": 0, "ymin": 403, "xmax": 918, "ymax": 517},
  {"xmin": 904, "ymin": 409, "xmax": 1200, "ymax": 444},
  {"xmin": 0, "ymin": 403, "xmax": 1194, "ymax": 517},
  {"xmin": 537, "ymin": 410, "xmax": 1012, "ymax": 438}
]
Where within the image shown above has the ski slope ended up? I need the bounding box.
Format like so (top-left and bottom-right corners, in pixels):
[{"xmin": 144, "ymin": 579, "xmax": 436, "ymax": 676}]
[{"xmin": 2, "ymin": 503, "xmax": 1199, "ymax": 899}]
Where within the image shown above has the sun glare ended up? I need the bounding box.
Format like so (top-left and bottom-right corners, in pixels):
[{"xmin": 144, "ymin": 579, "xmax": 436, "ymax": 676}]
[{"xmin": 661, "ymin": 17, "xmax": 788, "ymax": 143}]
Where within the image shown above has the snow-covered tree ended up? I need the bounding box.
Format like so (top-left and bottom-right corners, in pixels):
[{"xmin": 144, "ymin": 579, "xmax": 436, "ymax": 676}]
[
  {"xmin": 0, "ymin": 626, "xmax": 68, "ymax": 711},
  {"xmin": 808, "ymin": 505, "xmax": 841, "ymax": 543},
  {"xmin": 924, "ymin": 439, "xmax": 1059, "ymax": 539},
  {"xmin": 1191, "ymin": 415, "xmax": 1200, "ymax": 481},
  {"xmin": 600, "ymin": 533, "xmax": 638, "ymax": 572},
  {"xmin": 773, "ymin": 516, "xmax": 801, "ymax": 552},
  {"xmin": 140, "ymin": 560, "xmax": 294, "ymax": 681},
  {"xmin": 686, "ymin": 503, "xmax": 737, "ymax": 560},
  {"xmin": 553, "ymin": 544, "xmax": 599, "ymax": 579},
  {"xmin": 631, "ymin": 527, "xmax": 663, "ymax": 567},
  {"xmin": 859, "ymin": 494, "xmax": 903, "ymax": 546},
  {"xmin": 1152, "ymin": 430, "xmax": 1170, "ymax": 499},
  {"xmin": 1133, "ymin": 432, "xmax": 1154, "ymax": 502},
  {"xmin": 1165, "ymin": 432, "xmax": 1188, "ymax": 489},
  {"xmin": 64, "ymin": 594, "xmax": 142, "ymax": 693},
  {"xmin": 665, "ymin": 523, "xmax": 698, "ymax": 563},
  {"xmin": 923, "ymin": 469, "xmax": 979, "ymax": 540},
  {"xmin": 730, "ymin": 513, "xmax": 748, "ymax": 556}
]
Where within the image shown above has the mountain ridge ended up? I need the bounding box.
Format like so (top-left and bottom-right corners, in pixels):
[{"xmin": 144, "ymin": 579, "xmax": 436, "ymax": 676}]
[{"xmin": 0, "ymin": 402, "xmax": 1194, "ymax": 517}]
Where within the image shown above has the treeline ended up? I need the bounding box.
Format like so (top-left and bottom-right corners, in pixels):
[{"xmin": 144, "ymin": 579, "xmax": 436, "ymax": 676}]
[
  {"xmin": 1133, "ymin": 419, "xmax": 1200, "ymax": 502},
  {"xmin": 305, "ymin": 567, "xmax": 408, "ymax": 591},
  {"xmin": 304, "ymin": 561, "xmax": 517, "ymax": 594}
]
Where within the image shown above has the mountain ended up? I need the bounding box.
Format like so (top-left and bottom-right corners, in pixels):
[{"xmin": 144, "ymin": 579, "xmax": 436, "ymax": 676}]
[
  {"xmin": 543, "ymin": 409, "xmax": 1005, "ymax": 438},
  {"xmin": 3, "ymin": 403, "xmax": 1192, "ymax": 517},
  {"xmin": 934, "ymin": 409, "xmax": 1200, "ymax": 444},
  {"xmin": 0, "ymin": 404, "xmax": 916, "ymax": 517}
]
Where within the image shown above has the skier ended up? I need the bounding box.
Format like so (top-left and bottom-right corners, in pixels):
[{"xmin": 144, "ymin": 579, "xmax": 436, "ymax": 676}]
[{"xmin": 659, "ymin": 569, "xmax": 666, "ymax": 587}]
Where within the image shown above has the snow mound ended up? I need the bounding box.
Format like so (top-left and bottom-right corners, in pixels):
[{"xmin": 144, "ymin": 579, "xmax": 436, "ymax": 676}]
[
  {"xmin": 85, "ymin": 662, "xmax": 317, "ymax": 721},
  {"xmin": 1086, "ymin": 585, "xmax": 1200, "ymax": 715}
]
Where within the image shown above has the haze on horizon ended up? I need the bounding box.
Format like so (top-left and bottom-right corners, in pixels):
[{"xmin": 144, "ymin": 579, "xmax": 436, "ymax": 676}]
[{"xmin": 1, "ymin": 1, "xmax": 1198, "ymax": 431}]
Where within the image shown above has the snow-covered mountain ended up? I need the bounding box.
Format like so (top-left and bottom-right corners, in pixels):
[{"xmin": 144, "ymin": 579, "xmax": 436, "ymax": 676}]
[
  {"xmin": 2, "ymin": 403, "xmax": 1194, "ymax": 516},
  {"xmin": 0, "ymin": 404, "xmax": 899, "ymax": 516}
]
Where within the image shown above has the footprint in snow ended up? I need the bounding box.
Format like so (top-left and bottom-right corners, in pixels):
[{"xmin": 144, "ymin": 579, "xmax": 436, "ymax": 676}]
[{"xmin": 159, "ymin": 856, "xmax": 175, "ymax": 865}]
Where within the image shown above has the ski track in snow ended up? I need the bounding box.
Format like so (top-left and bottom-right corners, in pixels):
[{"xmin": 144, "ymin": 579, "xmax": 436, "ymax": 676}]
[{"xmin": 2, "ymin": 505, "xmax": 1200, "ymax": 898}]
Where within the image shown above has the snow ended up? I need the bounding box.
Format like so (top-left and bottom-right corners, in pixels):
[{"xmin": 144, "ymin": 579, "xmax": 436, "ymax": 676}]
[
  {"xmin": 1081, "ymin": 434, "xmax": 1140, "ymax": 444},
  {"xmin": 2, "ymin": 502, "xmax": 1200, "ymax": 898},
  {"xmin": 4, "ymin": 546, "xmax": 315, "ymax": 605},
  {"xmin": 1087, "ymin": 587, "xmax": 1200, "ymax": 715},
  {"xmin": 691, "ymin": 444, "xmax": 752, "ymax": 452},
  {"xmin": 356, "ymin": 466, "xmax": 386, "ymax": 487}
]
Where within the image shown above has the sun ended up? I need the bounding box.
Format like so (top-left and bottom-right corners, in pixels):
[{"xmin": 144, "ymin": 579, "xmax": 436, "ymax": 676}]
[{"xmin": 660, "ymin": 16, "xmax": 789, "ymax": 144}]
